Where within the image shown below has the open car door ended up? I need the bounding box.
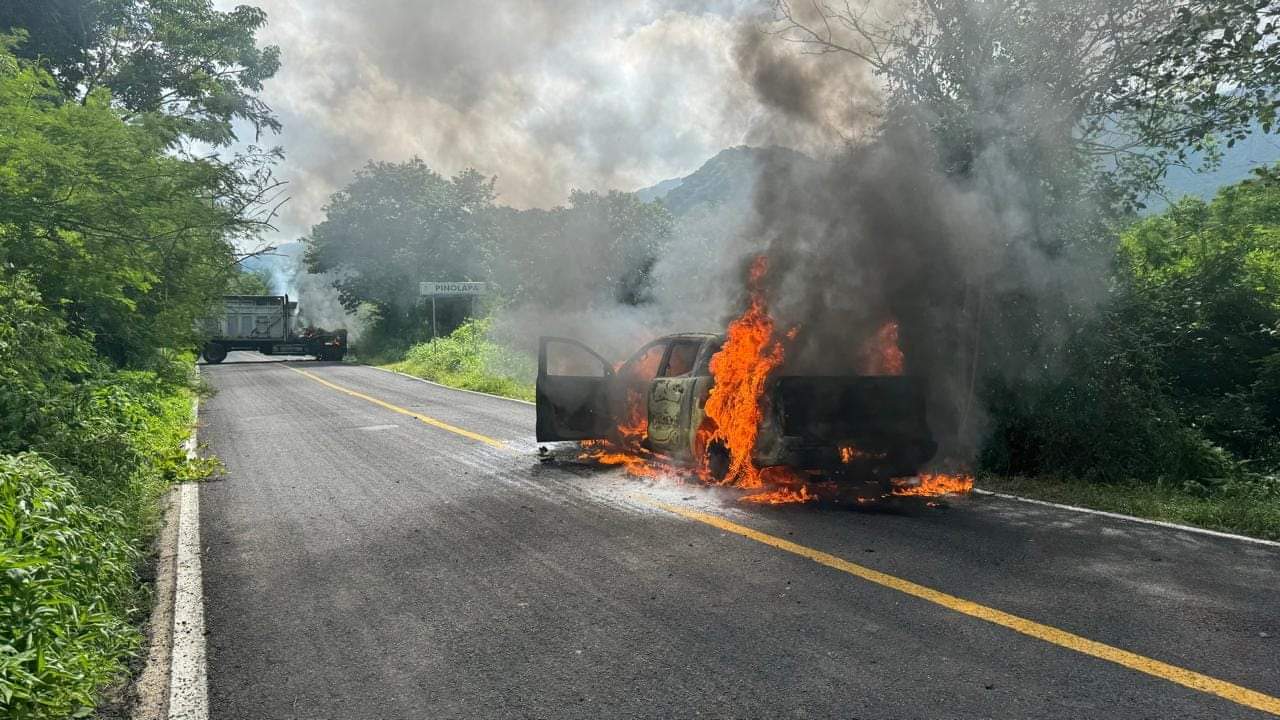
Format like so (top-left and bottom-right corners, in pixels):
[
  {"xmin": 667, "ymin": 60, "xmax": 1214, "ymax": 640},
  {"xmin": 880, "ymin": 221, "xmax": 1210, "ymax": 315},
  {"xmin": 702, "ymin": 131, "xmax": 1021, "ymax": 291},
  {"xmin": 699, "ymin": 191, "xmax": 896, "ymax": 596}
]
[{"xmin": 536, "ymin": 337, "xmax": 613, "ymax": 442}]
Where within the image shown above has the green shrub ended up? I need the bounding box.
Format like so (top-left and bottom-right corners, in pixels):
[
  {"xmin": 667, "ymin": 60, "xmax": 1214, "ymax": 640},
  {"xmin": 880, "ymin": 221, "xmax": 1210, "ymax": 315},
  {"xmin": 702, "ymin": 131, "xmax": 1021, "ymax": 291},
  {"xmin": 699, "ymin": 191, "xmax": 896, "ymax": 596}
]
[
  {"xmin": 981, "ymin": 167, "xmax": 1280, "ymax": 490},
  {"xmin": 0, "ymin": 272, "xmax": 192, "ymax": 539},
  {"xmin": 0, "ymin": 271, "xmax": 197, "ymax": 714},
  {"xmin": 0, "ymin": 454, "xmax": 143, "ymax": 718},
  {"xmin": 389, "ymin": 318, "xmax": 535, "ymax": 401}
]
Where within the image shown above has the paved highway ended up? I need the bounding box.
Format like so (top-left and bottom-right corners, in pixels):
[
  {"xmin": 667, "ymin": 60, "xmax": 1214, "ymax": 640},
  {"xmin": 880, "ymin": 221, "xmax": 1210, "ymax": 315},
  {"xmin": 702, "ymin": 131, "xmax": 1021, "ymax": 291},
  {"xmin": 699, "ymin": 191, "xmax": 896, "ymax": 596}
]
[{"xmin": 198, "ymin": 354, "xmax": 1280, "ymax": 719}]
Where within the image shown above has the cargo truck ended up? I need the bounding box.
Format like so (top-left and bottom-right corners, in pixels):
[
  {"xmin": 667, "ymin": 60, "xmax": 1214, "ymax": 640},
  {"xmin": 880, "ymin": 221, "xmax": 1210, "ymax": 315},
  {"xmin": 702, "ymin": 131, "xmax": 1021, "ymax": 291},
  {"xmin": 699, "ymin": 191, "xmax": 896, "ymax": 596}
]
[{"xmin": 199, "ymin": 295, "xmax": 347, "ymax": 363}]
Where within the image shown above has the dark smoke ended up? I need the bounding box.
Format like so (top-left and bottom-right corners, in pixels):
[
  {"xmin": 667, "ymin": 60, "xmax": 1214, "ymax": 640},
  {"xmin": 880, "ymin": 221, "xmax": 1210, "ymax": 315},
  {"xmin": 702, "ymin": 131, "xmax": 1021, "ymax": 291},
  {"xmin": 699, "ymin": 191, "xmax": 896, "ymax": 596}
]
[{"xmin": 741, "ymin": 123, "xmax": 1106, "ymax": 466}]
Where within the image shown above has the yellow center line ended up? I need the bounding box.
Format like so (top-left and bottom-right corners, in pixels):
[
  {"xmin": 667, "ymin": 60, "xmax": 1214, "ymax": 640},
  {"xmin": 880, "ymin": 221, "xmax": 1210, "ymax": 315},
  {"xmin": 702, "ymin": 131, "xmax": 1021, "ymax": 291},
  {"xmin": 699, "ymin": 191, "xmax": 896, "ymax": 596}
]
[
  {"xmin": 643, "ymin": 498, "xmax": 1280, "ymax": 718},
  {"xmin": 285, "ymin": 366, "xmax": 513, "ymax": 451}
]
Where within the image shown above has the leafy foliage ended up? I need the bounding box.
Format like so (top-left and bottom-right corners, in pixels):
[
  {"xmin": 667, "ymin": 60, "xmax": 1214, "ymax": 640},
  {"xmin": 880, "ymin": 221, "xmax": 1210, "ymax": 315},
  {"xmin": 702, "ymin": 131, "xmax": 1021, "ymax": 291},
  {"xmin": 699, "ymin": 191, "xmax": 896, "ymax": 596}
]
[
  {"xmin": 775, "ymin": 0, "xmax": 1280, "ymax": 209},
  {"xmin": 0, "ymin": 270, "xmax": 197, "ymax": 717},
  {"xmin": 0, "ymin": 44, "xmax": 243, "ymax": 363},
  {"xmin": 491, "ymin": 189, "xmax": 674, "ymax": 310},
  {"xmin": 226, "ymin": 267, "xmax": 273, "ymax": 295},
  {"xmin": 982, "ymin": 167, "xmax": 1280, "ymax": 496},
  {"xmin": 305, "ymin": 159, "xmax": 497, "ymax": 342},
  {"xmin": 0, "ymin": 0, "xmax": 281, "ymax": 145},
  {"xmin": 0, "ymin": 23, "xmax": 252, "ymax": 712},
  {"xmin": 306, "ymin": 159, "xmax": 674, "ymax": 354}
]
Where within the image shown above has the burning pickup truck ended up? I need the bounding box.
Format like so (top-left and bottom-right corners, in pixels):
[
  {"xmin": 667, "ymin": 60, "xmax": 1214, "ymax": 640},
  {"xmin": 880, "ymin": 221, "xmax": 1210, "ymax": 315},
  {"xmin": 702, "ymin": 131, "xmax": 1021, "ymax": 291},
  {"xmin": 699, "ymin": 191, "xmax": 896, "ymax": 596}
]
[{"xmin": 536, "ymin": 331, "xmax": 939, "ymax": 494}]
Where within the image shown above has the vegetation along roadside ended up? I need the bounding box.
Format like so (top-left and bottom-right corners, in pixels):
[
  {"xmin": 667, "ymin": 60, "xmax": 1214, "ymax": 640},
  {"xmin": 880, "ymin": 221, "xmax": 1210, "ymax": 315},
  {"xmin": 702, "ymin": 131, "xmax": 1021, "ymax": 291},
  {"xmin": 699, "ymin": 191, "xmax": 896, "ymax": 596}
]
[{"xmin": 0, "ymin": 0, "xmax": 280, "ymax": 714}]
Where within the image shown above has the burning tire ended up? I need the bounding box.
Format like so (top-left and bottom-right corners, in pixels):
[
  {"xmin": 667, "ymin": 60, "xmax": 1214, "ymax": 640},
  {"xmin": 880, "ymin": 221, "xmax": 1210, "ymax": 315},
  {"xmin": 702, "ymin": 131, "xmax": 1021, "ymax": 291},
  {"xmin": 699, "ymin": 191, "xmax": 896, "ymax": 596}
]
[
  {"xmin": 202, "ymin": 342, "xmax": 228, "ymax": 364},
  {"xmin": 705, "ymin": 439, "xmax": 731, "ymax": 483}
]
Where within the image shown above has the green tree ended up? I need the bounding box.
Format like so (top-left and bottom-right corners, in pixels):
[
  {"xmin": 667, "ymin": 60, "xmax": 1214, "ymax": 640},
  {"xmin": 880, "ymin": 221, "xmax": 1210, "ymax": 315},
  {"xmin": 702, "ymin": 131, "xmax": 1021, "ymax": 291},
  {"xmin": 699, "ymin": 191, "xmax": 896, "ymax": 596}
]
[
  {"xmin": 984, "ymin": 167, "xmax": 1280, "ymax": 485},
  {"xmin": 774, "ymin": 0, "xmax": 1279, "ymax": 209},
  {"xmin": 0, "ymin": 0, "xmax": 281, "ymax": 145},
  {"xmin": 226, "ymin": 266, "xmax": 273, "ymax": 295},
  {"xmin": 490, "ymin": 190, "xmax": 673, "ymax": 310},
  {"xmin": 0, "ymin": 46, "xmax": 241, "ymax": 363},
  {"xmin": 1, "ymin": 0, "xmax": 286, "ymax": 254},
  {"xmin": 304, "ymin": 159, "xmax": 498, "ymax": 346}
]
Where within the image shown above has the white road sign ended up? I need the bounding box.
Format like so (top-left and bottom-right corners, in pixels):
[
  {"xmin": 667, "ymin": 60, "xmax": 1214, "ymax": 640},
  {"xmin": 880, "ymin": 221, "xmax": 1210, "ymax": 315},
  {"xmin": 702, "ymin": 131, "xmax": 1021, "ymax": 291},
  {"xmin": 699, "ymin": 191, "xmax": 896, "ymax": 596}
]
[{"xmin": 419, "ymin": 281, "xmax": 487, "ymax": 296}]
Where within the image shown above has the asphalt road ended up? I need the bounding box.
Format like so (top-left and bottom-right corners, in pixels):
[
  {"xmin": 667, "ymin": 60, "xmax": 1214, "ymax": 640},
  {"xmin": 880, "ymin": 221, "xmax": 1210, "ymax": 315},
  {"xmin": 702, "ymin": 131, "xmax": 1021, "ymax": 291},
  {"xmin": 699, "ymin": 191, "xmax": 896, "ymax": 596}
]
[{"xmin": 198, "ymin": 353, "xmax": 1280, "ymax": 719}]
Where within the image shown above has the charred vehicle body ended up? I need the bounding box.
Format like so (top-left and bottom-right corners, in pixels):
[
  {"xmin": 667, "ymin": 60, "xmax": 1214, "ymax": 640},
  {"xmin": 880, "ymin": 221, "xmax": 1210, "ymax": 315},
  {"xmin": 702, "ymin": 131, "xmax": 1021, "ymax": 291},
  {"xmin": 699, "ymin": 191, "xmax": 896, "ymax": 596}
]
[
  {"xmin": 199, "ymin": 295, "xmax": 347, "ymax": 363},
  {"xmin": 536, "ymin": 334, "xmax": 937, "ymax": 488}
]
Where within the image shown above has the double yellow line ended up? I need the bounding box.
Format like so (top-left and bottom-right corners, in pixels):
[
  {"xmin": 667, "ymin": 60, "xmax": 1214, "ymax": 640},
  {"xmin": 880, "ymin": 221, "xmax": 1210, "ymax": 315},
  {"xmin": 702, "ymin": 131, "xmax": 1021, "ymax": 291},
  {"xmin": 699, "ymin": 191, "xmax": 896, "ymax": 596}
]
[{"xmin": 289, "ymin": 363, "xmax": 1280, "ymax": 717}]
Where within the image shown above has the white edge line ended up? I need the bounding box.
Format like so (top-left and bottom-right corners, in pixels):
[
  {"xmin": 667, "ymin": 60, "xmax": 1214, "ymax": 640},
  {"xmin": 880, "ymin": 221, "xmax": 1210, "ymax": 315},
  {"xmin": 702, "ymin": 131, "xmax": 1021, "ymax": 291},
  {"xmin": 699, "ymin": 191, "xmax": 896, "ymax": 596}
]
[
  {"xmin": 973, "ymin": 488, "xmax": 1280, "ymax": 548},
  {"xmin": 365, "ymin": 364, "xmax": 535, "ymax": 406},
  {"xmin": 169, "ymin": 373, "xmax": 209, "ymax": 720}
]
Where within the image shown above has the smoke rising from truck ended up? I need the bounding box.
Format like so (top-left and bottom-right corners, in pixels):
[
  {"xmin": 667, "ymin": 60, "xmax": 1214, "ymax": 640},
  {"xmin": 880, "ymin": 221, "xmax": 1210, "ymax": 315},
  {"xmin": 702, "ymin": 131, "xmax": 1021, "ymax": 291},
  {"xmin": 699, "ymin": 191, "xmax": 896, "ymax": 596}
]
[{"xmin": 494, "ymin": 1, "xmax": 1112, "ymax": 470}]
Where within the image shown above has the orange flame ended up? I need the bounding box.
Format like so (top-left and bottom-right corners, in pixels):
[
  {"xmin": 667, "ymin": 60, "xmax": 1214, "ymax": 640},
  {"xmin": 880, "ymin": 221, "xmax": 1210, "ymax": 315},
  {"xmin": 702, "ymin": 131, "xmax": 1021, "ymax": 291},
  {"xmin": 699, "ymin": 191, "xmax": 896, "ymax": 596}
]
[
  {"xmin": 616, "ymin": 387, "xmax": 648, "ymax": 446},
  {"xmin": 702, "ymin": 256, "xmax": 788, "ymax": 489},
  {"xmin": 742, "ymin": 466, "xmax": 818, "ymax": 504},
  {"xmin": 839, "ymin": 444, "xmax": 886, "ymax": 463},
  {"xmin": 578, "ymin": 440, "xmax": 662, "ymax": 478},
  {"xmin": 891, "ymin": 473, "xmax": 974, "ymax": 497},
  {"xmin": 865, "ymin": 321, "xmax": 904, "ymax": 376},
  {"xmin": 741, "ymin": 484, "xmax": 815, "ymax": 504}
]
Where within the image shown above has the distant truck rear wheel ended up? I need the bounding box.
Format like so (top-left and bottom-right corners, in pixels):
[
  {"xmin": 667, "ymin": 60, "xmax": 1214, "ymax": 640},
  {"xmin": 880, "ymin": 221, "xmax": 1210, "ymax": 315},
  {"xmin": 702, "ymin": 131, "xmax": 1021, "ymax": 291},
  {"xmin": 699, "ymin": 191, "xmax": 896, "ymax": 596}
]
[{"xmin": 202, "ymin": 343, "xmax": 228, "ymax": 364}]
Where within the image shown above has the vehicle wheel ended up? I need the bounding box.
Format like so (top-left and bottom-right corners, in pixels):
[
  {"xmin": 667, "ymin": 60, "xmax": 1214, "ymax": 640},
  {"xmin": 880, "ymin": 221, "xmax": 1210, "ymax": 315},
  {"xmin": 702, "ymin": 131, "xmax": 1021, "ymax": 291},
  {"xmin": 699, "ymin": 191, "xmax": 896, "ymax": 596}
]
[
  {"xmin": 705, "ymin": 439, "xmax": 731, "ymax": 482},
  {"xmin": 202, "ymin": 343, "xmax": 228, "ymax": 364}
]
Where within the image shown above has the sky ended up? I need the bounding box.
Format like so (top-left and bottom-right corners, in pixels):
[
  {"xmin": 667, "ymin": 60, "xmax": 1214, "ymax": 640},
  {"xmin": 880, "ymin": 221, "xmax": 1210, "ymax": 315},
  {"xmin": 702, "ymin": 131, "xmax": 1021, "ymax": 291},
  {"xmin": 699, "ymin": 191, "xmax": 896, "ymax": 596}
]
[{"xmin": 216, "ymin": 0, "xmax": 855, "ymax": 247}]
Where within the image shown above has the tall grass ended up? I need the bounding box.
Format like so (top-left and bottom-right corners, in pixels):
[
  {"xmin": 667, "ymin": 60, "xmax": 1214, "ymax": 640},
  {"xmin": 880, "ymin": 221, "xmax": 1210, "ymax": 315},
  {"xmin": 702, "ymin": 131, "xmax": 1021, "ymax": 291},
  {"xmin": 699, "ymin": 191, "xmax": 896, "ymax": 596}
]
[
  {"xmin": 0, "ymin": 455, "xmax": 144, "ymax": 716},
  {"xmin": 387, "ymin": 318, "xmax": 535, "ymax": 401},
  {"xmin": 1, "ymin": 274, "xmax": 199, "ymax": 717}
]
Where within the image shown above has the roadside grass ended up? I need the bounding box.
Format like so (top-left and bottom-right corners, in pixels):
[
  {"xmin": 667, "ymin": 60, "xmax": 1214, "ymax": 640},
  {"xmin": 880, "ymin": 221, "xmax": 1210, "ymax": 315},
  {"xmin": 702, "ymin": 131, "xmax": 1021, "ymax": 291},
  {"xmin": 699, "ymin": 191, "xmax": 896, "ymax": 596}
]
[
  {"xmin": 381, "ymin": 318, "xmax": 535, "ymax": 402},
  {"xmin": 0, "ymin": 360, "xmax": 198, "ymax": 718},
  {"xmin": 978, "ymin": 473, "xmax": 1280, "ymax": 541}
]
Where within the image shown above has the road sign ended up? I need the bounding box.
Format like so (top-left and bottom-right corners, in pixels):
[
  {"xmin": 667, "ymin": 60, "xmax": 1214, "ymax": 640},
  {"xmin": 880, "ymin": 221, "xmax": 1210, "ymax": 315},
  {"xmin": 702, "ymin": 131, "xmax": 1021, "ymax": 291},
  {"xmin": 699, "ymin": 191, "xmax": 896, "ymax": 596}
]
[
  {"xmin": 420, "ymin": 281, "xmax": 486, "ymax": 296},
  {"xmin": 419, "ymin": 282, "xmax": 487, "ymax": 339}
]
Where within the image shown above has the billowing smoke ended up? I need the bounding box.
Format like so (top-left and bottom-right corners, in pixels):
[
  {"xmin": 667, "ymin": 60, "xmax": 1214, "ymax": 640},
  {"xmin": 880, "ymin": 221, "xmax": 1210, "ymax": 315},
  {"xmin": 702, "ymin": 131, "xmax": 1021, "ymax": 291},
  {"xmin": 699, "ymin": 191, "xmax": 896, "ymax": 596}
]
[
  {"xmin": 256, "ymin": 0, "xmax": 1112, "ymax": 469},
  {"xmin": 492, "ymin": 1, "xmax": 1110, "ymax": 468},
  {"xmin": 722, "ymin": 4, "xmax": 1112, "ymax": 464},
  {"xmin": 264, "ymin": 244, "xmax": 366, "ymax": 342},
  {"xmin": 231, "ymin": 0, "xmax": 818, "ymax": 243}
]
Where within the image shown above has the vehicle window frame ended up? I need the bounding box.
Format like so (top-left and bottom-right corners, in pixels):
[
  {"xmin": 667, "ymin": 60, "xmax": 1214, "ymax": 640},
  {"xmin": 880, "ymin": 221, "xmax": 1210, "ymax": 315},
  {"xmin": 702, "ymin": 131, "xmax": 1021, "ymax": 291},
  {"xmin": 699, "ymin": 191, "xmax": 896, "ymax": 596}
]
[
  {"xmin": 619, "ymin": 339, "xmax": 670, "ymax": 382},
  {"xmin": 658, "ymin": 339, "xmax": 704, "ymax": 378},
  {"xmin": 694, "ymin": 338, "xmax": 723, "ymax": 376}
]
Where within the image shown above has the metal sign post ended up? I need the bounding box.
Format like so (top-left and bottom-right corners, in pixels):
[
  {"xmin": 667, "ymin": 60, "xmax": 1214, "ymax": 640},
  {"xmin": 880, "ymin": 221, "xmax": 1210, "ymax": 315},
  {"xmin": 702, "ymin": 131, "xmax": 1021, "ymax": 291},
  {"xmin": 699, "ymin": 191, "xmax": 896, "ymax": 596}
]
[{"xmin": 419, "ymin": 282, "xmax": 488, "ymax": 339}]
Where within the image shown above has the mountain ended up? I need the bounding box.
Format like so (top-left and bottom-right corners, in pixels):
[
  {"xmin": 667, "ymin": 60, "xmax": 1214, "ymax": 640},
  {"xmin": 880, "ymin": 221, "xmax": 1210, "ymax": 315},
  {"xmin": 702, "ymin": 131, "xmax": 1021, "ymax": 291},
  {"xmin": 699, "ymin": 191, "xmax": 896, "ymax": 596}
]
[
  {"xmin": 636, "ymin": 145, "xmax": 819, "ymax": 217},
  {"xmin": 643, "ymin": 131, "xmax": 1280, "ymax": 219},
  {"xmin": 634, "ymin": 176, "xmax": 684, "ymax": 204}
]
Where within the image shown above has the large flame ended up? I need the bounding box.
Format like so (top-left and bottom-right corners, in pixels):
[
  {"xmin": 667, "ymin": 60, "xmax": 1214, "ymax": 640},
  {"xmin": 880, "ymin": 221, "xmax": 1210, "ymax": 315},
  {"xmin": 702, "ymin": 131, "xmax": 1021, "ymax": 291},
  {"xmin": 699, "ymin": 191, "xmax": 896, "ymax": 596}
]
[
  {"xmin": 577, "ymin": 257, "xmax": 971, "ymax": 507},
  {"xmin": 701, "ymin": 256, "xmax": 789, "ymax": 489}
]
